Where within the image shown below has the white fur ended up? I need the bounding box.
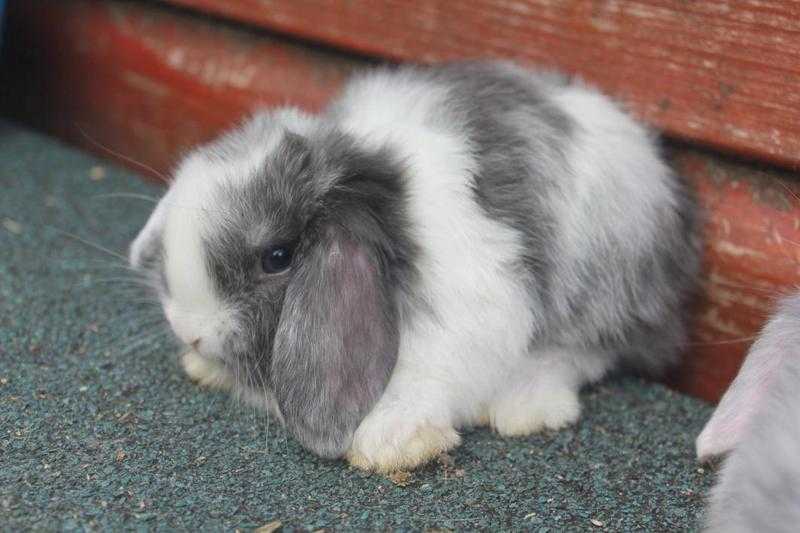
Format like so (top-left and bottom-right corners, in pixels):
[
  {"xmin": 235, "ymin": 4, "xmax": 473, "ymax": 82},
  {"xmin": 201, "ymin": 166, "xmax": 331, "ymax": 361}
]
[
  {"xmin": 550, "ymin": 85, "xmax": 672, "ymax": 248},
  {"xmin": 333, "ymin": 77, "xmax": 530, "ymax": 425},
  {"xmin": 160, "ymin": 159, "xmax": 228, "ymax": 355},
  {"xmin": 332, "ymin": 74, "xmax": 624, "ymax": 469},
  {"xmin": 489, "ymin": 348, "xmax": 610, "ymax": 436},
  {"xmin": 546, "ymin": 85, "xmax": 677, "ymax": 323},
  {"xmin": 133, "ymin": 67, "xmax": 676, "ymax": 471}
]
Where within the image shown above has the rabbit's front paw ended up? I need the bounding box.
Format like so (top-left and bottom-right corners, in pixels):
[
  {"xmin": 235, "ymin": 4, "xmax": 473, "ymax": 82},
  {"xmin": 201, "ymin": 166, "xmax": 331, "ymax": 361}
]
[
  {"xmin": 346, "ymin": 418, "xmax": 460, "ymax": 473},
  {"xmin": 181, "ymin": 350, "xmax": 234, "ymax": 391}
]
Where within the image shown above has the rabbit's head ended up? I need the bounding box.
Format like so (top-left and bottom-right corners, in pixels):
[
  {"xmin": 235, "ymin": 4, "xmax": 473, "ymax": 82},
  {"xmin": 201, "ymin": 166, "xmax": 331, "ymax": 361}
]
[{"xmin": 129, "ymin": 109, "xmax": 415, "ymax": 457}]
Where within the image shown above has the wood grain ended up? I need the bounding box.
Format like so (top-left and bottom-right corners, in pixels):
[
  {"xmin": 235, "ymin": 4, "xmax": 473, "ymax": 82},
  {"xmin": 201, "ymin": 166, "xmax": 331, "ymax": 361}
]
[
  {"xmin": 3, "ymin": 0, "xmax": 800, "ymax": 402},
  {"xmin": 1, "ymin": 0, "xmax": 358, "ymax": 176},
  {"xmin": 164, "ymin": 0, "xmax": 800, "ymax": 170},
  {"xmin": 669, "ymin": 148, "xmax": 800, "ymax": 401}
]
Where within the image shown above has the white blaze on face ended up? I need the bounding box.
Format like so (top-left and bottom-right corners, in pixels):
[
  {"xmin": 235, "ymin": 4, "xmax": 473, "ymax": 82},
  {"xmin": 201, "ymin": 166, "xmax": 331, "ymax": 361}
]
[
  {"xmin": 161, "ymin": 160, "xmax": 229, "ymax": 356},
  {"xmin": 151, "ymin": 107, "xmax": 319, "ymax": 357}
]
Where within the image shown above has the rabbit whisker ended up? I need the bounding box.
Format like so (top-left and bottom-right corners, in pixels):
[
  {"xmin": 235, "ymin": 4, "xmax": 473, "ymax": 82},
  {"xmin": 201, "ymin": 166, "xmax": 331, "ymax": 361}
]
[
  {"xmin": 52, "ymin": 228, "xmax": 128, "ymax": 262},
  {"xmin": 77, "ymin": 124, "xmax": 171, "ymax": 184},
  {"xmin": 92, "ymin": 192, "xmax": 159, "ymax": 204}
]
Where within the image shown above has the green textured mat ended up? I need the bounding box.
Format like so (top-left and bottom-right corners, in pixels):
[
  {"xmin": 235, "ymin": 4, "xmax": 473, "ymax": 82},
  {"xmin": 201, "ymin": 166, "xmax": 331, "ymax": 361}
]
[{"xmin": 0, "ymin": 124, "xmax": 715, "ymax": 531}]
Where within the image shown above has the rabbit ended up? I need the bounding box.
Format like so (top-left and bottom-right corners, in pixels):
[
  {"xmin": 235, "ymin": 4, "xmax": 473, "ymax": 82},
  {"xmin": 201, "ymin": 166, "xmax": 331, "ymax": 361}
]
[
  {"xmin": 697, "ymin": 293, "xmax": 800, "ymax": 532},
  {"xmin": 129, "ymin": 61, "xmax": 701, "ymax": 473}
]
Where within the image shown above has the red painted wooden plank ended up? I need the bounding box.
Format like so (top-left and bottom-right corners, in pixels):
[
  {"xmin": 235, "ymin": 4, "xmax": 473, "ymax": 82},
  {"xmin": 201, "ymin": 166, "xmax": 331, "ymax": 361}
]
[
  {"xmin": 670, "ymin": 149, "xmax": 800, "ymax": 401},
  {"xmin": 1, "ymin": 0, "xmax": 357, "ymax": 177},
  {"xmin": 3, "ymin": 0, "xmax": 800, "ymax": 402},
  {"xmin": 164, "ymin": 0, "xmax": 800, "ymax": 171}
]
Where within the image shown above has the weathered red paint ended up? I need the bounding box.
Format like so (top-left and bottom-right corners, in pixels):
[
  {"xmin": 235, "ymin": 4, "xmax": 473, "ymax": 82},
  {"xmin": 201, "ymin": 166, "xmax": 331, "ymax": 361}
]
[
  {"xmin": 670, "ymin": 148, "xmax": 800, "ymax": 401},
  {"xmin": 2, "ymin": 0, "xmax": 799, "ymax": 402},
  {"xmin": 1, "ymin": 0, "xmax": 356, "ymax": 177},
  {"xmin": 164, "ymin": 0, "xmax": 800, "ymax": 171}
]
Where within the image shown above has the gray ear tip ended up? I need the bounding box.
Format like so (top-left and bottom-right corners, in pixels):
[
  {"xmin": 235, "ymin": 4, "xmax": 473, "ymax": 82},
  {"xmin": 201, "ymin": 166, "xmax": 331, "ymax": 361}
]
[
  {"xmin": 291, "ymin": 424, "xmax": 353, "ymax": 459},
  {"xmin": 310, "ymin": 441, "xmax": 350, "ymax": 461}
]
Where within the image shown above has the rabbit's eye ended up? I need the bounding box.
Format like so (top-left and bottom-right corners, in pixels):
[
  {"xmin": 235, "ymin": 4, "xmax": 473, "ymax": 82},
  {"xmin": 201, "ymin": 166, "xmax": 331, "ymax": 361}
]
[{"xmin": 261, "ymin": 244, "xmax": 293, "ymax": 274}]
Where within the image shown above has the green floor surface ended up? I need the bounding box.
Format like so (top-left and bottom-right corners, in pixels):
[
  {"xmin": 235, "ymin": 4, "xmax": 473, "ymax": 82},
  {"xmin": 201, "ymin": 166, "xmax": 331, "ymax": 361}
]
[{"xmin": 0, "ymin": 123, "xmax": 714, "ymax": 531}]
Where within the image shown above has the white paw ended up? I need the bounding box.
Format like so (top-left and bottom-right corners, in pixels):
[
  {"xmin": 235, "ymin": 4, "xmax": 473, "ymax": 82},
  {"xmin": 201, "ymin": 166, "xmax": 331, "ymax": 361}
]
[
  {"xmin": 490, "ymin": 385, "xmax": 581, "ymax": 436},
  {"xmin": 346, "ymin": 413, "xmax": 460, "ymax": 473},
  {"xmin": 180, "ymin": 350, "xmax": 234, "ymax": 391}
]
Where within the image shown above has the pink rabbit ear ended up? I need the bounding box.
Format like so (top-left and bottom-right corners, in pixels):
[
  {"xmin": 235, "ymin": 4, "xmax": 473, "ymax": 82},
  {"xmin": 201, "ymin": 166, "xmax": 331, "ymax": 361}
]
[
  {"xmin": 696, "ymin": 296, "xmax": 800, "ymax": 462},
  {"xmin": 696, "ymin": 346, "xmax": 777, "ymax": 461}
]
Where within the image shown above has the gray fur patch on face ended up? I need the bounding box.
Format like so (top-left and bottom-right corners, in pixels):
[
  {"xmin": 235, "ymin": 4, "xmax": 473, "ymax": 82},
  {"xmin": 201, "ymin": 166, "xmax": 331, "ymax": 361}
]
[{"xmin": 199, "ymin": 128, "xmax": 416, "ymax": 456}]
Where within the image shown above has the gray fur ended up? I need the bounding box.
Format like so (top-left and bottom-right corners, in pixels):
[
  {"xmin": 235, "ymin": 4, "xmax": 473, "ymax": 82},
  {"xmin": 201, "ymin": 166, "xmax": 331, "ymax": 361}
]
[
  {"xmin": 272, "ymin": 229, "xmax": 399, "ymax": 457},
  {"xmin": 704, "ymin": 294, "xmax": 800, "ymax": 533},
  {"xmin": 200, "ymin": 130, "xmax": 415, "ymax": 457},
  {"xmin": 400, "ymin": 62, "xmax": 700, "ymax": 373},
  {"xmin": 428, "ymin": 63, "xmax": 570, "ymax": 318},
  {"xmin": 135, "ymin": 61, "xmax": 700, "ymax": 458}
]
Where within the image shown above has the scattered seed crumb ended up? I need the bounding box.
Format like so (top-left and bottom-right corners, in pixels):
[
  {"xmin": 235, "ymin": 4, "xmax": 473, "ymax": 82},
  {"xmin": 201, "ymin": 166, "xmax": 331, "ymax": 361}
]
[
  {"xmin": 437, "ymin": 451, "xmax": 466, "ymax": 480},
  {"xmin": 0, "ymin": 377, "xmax": 8, "ymax": 386},
  {"xmin": 115, "ymin": 450, "xmax": 127, "ymax": 462},
  {"xmin": 89, "ymin": 166, "xmax": 106, "ymax": 181},
  {"xmin": 388, "ymin": 470, "xmax": 413, "ymax": 487},
  {"xmin": 79, "ymin": 386, "xmax": 89, "ymax": 392},
  {"xmin": 2, "ymin": 218, "xmax": 22, "ymax": 235},
  {"xmin": 437, "ymin": 452, "xmax": 455, "ymax": 468},
  {"xmin": 697, "ymin": 467, "xmax": 705, "ymax": 474},
  {"xmin": 590, "ymin": 518, "xmax": 605, "ymax": 527},
  {"xmin": 524, "ymin": 512, "xmax": 537, "ymax": 520},
  {"xmin": 254, "ymin": 520, "xmax": 282, "ymax": 533}
]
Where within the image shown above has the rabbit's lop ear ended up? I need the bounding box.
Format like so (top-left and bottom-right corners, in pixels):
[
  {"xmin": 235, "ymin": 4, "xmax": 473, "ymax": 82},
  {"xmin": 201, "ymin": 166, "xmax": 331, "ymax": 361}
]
[
  {"xmin": 129, "ymin": 186, "xmax": 174, "ymax": 269},
  {"xmin": 271, "ymin": 226, "xmax": 399, "ymax": 458},
  {"xmin": 696, "ymin": 297, "xmax": 800, "ymax": 462}
]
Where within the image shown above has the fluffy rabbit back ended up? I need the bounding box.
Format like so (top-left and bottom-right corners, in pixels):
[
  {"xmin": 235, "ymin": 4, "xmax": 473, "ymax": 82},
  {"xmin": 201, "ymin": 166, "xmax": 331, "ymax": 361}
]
[
  {"xmin": 332, "ymin": 62, "xmax": 699, "ymax": 373},
  {"xmin": 330, "ymin": 63, "xmax": 700, "ymax": 469}
]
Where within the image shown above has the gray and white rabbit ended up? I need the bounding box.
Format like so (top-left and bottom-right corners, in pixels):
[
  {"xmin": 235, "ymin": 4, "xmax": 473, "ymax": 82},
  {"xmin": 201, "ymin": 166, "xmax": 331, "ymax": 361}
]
[
  {"xmin": 129, "ymin": 62, "xmax": 700, "ymax": 472},
  {"xmin": 697, "ymin": 293, "xmax": 800, "ymax": 532}
]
